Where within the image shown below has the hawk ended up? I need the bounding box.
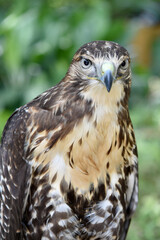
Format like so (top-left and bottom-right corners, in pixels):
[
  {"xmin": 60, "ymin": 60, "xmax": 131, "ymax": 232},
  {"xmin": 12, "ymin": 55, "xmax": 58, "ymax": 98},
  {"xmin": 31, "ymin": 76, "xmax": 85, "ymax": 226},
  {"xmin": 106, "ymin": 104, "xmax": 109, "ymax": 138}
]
[{"xmin": 0, "ymin": 41, "xmax": 138, "ymax": 240}]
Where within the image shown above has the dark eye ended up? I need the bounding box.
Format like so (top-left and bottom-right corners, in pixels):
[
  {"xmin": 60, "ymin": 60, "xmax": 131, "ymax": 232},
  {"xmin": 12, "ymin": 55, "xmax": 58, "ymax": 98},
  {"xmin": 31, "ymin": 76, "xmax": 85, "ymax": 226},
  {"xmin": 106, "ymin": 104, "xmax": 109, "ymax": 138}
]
[
  {"xmin": 120, "ymin": 59, "xmax": 129, "ymax": 69},
  {"xmin": 81, "ymin": 58, "xmax": 92, "ymax": 69}
]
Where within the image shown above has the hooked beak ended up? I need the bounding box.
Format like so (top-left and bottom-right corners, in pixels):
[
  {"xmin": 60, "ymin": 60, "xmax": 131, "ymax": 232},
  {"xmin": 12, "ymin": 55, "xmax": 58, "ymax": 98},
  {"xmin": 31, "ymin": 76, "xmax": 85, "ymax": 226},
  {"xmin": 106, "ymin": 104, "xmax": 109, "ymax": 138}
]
[{"xmin": 101, "ymin": 62, "xmax": 115, "ymax": 92}]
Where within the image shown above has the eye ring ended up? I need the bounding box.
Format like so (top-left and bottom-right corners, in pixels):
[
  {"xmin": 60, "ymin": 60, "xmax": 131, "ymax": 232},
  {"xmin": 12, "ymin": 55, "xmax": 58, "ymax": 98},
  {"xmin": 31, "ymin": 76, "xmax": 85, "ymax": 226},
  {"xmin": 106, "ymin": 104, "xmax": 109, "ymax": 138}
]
[
  {"xmin": 120, "ymin": 59, "xmax": 129, "ymax": 70},
  {"xmin": 81, "ymin": 58, "xmax": 92, "ymax": 69}
]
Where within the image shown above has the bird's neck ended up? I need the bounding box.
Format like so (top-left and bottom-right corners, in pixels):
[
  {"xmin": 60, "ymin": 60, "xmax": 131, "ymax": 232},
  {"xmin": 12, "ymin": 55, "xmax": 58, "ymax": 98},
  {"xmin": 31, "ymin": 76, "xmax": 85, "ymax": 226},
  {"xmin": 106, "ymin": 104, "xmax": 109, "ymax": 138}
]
[{"xmin": 80, "ymin": 80, "xmax": 127, "ymax": 116}]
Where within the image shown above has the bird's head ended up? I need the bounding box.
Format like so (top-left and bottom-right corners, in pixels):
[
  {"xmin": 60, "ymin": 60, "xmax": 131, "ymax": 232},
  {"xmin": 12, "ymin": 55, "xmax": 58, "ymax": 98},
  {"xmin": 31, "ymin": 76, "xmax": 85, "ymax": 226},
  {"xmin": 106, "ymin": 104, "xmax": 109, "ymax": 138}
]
[{"xmin": 67, "ymin": 41, "xmax": 131, "ymax": 96}]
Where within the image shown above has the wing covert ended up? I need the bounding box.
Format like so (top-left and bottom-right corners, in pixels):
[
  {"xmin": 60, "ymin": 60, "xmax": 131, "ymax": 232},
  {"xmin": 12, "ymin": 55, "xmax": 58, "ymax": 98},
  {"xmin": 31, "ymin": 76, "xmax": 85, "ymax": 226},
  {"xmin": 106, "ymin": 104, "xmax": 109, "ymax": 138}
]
[{"xmin": 0, "ymin": 108, "xmax": 32, "ymax": 240}]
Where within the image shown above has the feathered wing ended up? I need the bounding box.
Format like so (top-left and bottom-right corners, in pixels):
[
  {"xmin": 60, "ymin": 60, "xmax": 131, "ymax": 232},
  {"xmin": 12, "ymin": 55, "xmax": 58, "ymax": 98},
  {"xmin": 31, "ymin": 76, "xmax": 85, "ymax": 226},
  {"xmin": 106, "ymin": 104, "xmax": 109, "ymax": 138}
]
[
  {"xmin": 120, "ymin": 128, "xmax": 138, "ymax": 240},
  {"xmin": 120, "ymin": 174, "xmax": 138, "ymax": 240},
  {"xmin": 0, "ymin": 109, "xmax": 32, "ymax": 240}
]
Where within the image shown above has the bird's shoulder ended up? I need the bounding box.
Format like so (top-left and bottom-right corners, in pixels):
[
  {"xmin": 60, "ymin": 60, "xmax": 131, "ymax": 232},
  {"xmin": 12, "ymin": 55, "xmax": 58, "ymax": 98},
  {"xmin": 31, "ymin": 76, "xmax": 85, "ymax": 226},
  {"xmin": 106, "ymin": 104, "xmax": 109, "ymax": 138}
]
[{"xmin": 1, "ymin": 107, "xmax": 30, "ymax": 150}]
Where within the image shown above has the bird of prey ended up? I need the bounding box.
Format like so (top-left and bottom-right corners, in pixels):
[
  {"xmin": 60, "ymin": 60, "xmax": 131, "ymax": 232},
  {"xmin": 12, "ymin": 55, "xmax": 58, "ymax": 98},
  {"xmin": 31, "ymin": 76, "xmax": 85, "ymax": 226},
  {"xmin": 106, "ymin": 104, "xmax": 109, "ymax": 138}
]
[{"xmin": 0, "ymin": 41, "xmax": 138, "ymax": 240}]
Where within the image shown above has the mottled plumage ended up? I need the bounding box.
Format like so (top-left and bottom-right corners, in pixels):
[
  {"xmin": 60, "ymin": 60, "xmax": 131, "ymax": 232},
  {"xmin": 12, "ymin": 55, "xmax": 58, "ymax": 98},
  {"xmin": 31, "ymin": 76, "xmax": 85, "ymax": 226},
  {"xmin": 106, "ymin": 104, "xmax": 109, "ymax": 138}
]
[{"xmin": 0, "ymin": 41, "xmax": 138, "ymax": 240}]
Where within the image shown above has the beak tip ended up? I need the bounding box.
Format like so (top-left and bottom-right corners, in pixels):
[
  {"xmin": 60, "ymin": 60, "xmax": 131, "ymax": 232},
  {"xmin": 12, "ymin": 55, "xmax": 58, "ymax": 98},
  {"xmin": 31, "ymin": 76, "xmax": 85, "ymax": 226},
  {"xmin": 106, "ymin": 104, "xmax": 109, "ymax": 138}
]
[{"xmin": 106, "ymin": 86, "xmax": 111, "ymax": 92}]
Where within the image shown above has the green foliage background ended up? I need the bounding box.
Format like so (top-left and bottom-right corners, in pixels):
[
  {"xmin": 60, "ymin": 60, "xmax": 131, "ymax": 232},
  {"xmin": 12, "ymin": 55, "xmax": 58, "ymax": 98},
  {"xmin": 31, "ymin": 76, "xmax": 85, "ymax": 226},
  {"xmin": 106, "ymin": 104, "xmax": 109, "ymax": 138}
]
[{"xmin": 0, "ymin": 0, "xmax": 160, "ymax": 239}]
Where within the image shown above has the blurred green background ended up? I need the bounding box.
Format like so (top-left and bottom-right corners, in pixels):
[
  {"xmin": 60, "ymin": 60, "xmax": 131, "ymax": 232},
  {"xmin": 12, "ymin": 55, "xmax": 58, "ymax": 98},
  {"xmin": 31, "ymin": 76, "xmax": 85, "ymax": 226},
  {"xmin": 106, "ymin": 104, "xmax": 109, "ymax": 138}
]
[{"xmin": 0, "ymin": 0, "xmax": 160, "ymax": 239}]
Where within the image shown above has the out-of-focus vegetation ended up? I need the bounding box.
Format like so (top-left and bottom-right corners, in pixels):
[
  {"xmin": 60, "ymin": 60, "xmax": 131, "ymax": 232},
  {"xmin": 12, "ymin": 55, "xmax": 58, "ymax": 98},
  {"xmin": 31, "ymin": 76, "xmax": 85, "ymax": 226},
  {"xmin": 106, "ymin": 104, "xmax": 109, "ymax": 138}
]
[{"xmin": 0, "ymin": 0, "xmax": 160, "ymax": 239}]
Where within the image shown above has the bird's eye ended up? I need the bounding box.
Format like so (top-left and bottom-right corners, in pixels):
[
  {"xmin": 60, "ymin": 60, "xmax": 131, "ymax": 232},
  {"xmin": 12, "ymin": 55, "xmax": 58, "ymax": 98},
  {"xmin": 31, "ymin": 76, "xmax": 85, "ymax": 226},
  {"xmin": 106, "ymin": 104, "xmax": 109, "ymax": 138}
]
[
  {"xmin": 120, "ymin": 59, "xmax": 129, "ymax": 70},
  {"xmin": 81, "ymin": 58, "xmax": 92, "ymax": 69}
]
